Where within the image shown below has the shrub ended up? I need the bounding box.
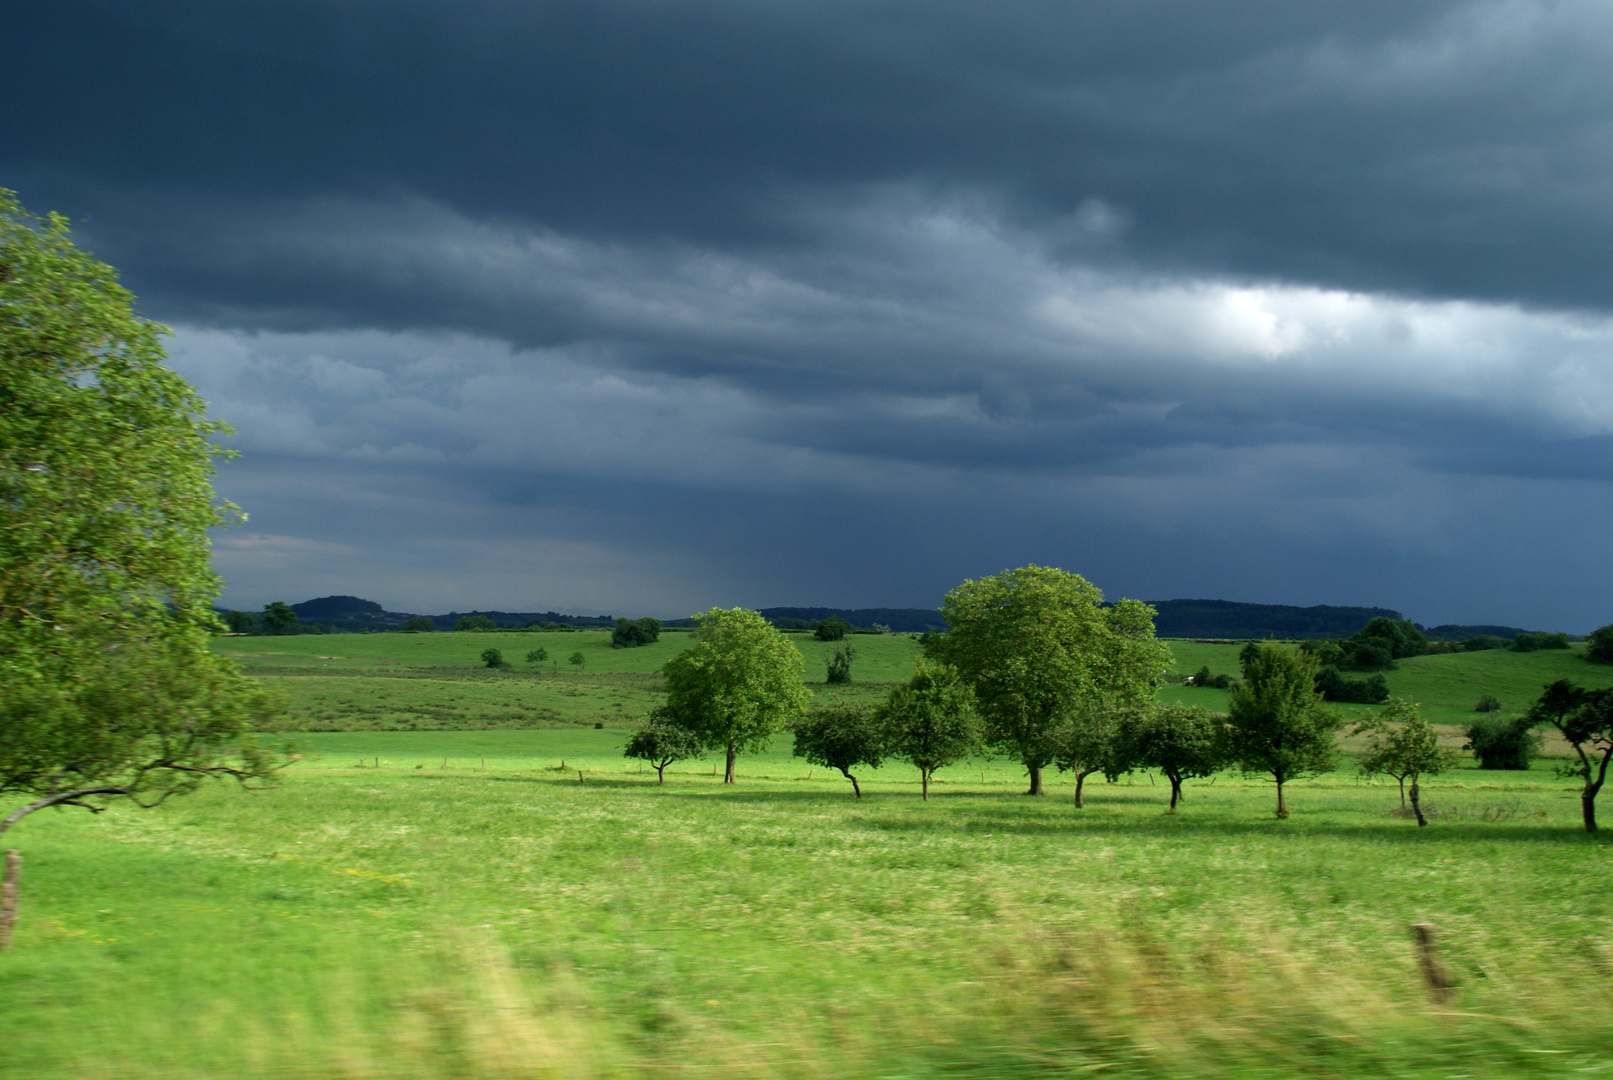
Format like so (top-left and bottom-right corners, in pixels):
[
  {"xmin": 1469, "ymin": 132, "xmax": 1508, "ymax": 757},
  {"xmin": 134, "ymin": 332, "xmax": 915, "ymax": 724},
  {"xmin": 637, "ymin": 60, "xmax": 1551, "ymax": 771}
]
[
  {"xmin": 611, "ymin": 616, "xmax": 662, "ymax": 648},
  {"xmin": 1474, "ymin": 694, "xmax": 1503, "ymax": 713},
  {"xmin": 480, "ymin": 647, "xmax": 504, "ymax": 669},
  {"xmin": 1510, "ymin": 631, "xmax": 1569, "ymax": 652},
  {"xmin": 404, "ymin": 616, "xmax": 434, "ymax": 633},
  {"xmin": 1315, "ymin": 667, "xmax": 1389, "ymax": 704},
  {"xmin": 825, "ymin": 645, "xmax": 855, "ymax": 684},
  {"xmin": 1589, "ymin": 623, "xmax": 1613, "ymax": 664},
  {"xmin": 454, "ymin": 615, "xmax": 497, "ymax": 631},
  {"xmin": 812, "ymin": 616, "xmax": 852, "ymax": 642},
  {"xmin": 1462, "ymin": 635, "xmax": 1506, "ymax": 651},
  {"xmin": 525, "ymin": 647, "xmax": 548, "ymax": 664},
  {"xmin": 1464, "ymin": 716, "xmax": 1543, "ymax": 770},
  {"xmin": 568, "ymin": 651, "xmax": 586, "ymax": 668}
]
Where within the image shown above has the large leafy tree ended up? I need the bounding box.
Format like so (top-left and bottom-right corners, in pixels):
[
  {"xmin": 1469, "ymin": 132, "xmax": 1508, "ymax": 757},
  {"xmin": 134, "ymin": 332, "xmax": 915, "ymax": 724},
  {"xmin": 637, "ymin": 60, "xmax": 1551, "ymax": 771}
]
[
  {"xmin": 0, "ymin": 190, "xmax": 282, "ymax": 850},
  {"xmin": 926, "ymin": 565, "xmax": 1169, "ymax": 794},
  {"xmin": 1224, "ymin": 643, "xmax": 1341, "ymax": 818},
  {"xmin": 661, "ymin": 607, "xmax": 811, "ymax": 782}
]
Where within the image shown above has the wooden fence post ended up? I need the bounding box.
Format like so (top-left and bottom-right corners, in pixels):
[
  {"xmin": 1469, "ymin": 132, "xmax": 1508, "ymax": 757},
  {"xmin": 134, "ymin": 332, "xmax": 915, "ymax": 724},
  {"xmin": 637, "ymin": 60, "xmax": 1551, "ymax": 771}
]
[{"xmin": 1411, "ymin": 923, "xmax": 1451, "ymax": 1002}]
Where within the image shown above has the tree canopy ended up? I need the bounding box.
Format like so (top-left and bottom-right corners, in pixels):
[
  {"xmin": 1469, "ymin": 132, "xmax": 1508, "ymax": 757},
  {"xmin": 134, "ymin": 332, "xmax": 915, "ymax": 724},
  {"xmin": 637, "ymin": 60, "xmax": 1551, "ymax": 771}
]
[
  {"xmin": 792, "ymin": 703, "xmax": 886, "ymax": 797},
  {"xmin": 880, "ymin": 659, "xmax": 980, "ymax": 800},
  {"xmin": 0, "ymin": 189, "xmax": 282, "ymax": 845},
  {"xmin": 1114, "ymin": 703, "xmax": 1226, "ymax": 812},
  {"xmin": 1354, "ymin": 698, "xmax": 1456, "ymax": 824},
  {"xmin": 1224, "ymin": 643, "xmax": 1341, "ymax": 818},
  {"xmin": 623, "ymin": 708, "xmax": 705, "ymax": 784},
  {"xmin": 925, "ymin": 565, "xmax": 1169, "ymax": 794},
  {"xmin": 661, "ymin": 607, "xmax": 811, "ymax": 782}
]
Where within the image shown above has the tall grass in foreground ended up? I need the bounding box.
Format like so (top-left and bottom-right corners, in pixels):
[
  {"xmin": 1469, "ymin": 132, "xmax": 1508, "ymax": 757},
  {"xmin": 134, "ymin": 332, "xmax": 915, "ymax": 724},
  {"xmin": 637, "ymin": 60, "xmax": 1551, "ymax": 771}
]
[{"xmin": 2, "ymin": 734, "xmax": 1610, "ymax": 1079}]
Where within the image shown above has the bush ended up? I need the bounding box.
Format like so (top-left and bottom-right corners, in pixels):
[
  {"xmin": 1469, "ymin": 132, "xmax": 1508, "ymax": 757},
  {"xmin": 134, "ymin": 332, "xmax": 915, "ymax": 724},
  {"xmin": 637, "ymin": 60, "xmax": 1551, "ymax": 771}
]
[
  {"xmin": 454, "ymin": 615, "xmax": 497, "ymax": 631},
  {"xmin": 1188, "ymin": 665, "xmax": 1231, "ymax": 688},
  {"xmin": 1462, "ymin": 635, "xmax": 1506, "ymax": 651},
  {"xmin": 1340, "ymin": 617, "xmax": 1426, "ymax": 669},
  {"xmin": 525, "ymin": 647, "xmax": 548, "ymax": 664},
  {"xmin": 1474, "ymin": 694, "xmax": 1503, "ymax": 712},
  {"xmin": 611, "ymin": 617, "xmax": 662, "ymax": 648},
  {"xmin": 480, "ymin": 647, "xmax": 504, "ymax": 669},
  {"xmin": 825, "ymin": 645, "xmax": 855, "ymax": 684},
  {"xmin": 1347, "ymin": 642, "xmax": 1394, "ymax": 670},
  {"xmin": 1315, "ymin": 666, "xmax": 1389, "ymax": 704},
  {"xmin": 404, "ymin": 616, "xmax": 434, "ymax": 633},
  {"xmin": 1510, "ymin": 631, "xmax": 1569, "ymax": 652},
  {"xmin": 568, "ymin": 651, "xmax": 586, "ymax": 668},
  {"xmin": 813, "ymin": 616, "xmax": 852, "ymax": 642},
  {"xmin": 1589, "ymin": 623, "xmax": 1613, "ymax": 664},
  {"xmin": 1464, "ymin": 716, "xmax": 1543, "ymax": 770}
]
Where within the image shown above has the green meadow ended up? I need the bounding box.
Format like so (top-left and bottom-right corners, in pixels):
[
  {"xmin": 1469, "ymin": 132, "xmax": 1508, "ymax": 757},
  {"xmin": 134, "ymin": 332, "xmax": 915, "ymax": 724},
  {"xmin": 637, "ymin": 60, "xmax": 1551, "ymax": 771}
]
[{"xmin": 2, "ymin": 632, "xmax": 1609, "ymax": 1078}]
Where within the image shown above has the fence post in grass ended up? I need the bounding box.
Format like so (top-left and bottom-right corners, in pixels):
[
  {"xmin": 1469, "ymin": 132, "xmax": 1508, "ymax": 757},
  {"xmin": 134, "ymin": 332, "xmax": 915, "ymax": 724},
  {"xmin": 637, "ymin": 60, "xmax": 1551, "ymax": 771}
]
[
  {"xmin": 1411, "ymin": 923, "xmax": 1451, "ymax": 1003},
  {"xmin": 579, "ymin": 770, "xmax": 584, "ymax": 784},
  {"xmin": 1, "ymin": 850, "xmax": 20, "ymax": 952}
]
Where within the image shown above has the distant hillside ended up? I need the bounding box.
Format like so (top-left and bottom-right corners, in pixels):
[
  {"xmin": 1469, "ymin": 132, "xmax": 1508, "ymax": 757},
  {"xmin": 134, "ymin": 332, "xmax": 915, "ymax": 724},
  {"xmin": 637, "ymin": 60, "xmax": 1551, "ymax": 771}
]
[
  {"xmin": 244, "ymin": 596, "xmax": 616, "ymax": 632},
  {"xmin": 1421, "ymin": 624, "xmax": 1537, "ymax": 642},
  {"xmin": 756, "ymin": 607, "xmax": 947, "ymax": 633},
  {"xmin": 1144, "ymin": 599, "xmax": 1403, "ymax": 639}
]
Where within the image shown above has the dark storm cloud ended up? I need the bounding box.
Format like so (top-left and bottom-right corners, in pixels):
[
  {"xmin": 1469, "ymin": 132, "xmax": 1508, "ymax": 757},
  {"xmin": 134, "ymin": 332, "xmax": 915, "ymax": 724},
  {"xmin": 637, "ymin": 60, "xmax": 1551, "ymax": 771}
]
[{"xmin": 5, "ymin": 0, "xmax": 1613, "ymax": 628}]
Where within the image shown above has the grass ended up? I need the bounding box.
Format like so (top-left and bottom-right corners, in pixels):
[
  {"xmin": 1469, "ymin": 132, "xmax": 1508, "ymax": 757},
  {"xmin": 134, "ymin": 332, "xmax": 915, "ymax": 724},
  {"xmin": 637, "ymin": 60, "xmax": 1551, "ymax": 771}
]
[{"xmin": 2, "ymin": 730, "xmax": 1610, "ymax": 1079}]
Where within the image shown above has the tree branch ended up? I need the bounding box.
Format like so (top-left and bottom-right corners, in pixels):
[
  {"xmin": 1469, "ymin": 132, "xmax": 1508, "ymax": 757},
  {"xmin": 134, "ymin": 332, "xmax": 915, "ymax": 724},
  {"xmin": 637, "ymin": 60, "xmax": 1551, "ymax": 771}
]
[{"xmin": 0, "ymin": 786, "xmax": 131, "ymax": 838}]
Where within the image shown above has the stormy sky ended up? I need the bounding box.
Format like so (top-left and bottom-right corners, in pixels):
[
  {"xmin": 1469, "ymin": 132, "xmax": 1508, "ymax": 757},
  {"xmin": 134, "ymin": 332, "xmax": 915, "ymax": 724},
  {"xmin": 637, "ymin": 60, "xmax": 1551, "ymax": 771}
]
[{"xmin": 6, "ymin": 0, "xmax": 1612, "ymax": 628}]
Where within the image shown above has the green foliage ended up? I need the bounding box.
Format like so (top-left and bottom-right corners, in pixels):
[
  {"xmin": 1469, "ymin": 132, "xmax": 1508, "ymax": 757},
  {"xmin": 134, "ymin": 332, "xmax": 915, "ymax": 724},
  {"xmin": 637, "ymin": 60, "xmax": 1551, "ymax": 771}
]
[
  {"xmin": 0, "ymin": 189, "xmax": 281, "ymax": 839},
  {"xmin": 1588, "ymin": 623, "xmax": 1613, "ymax": 664},
  {"xmin": 525, "ymin": 647, "xmax": 548, "ymax": 664},
  {"xmin": 791, "ymin": 702, "xmax": 886, "ymax": 797},
  {"xmin": 263, "ymin": 601, "xmax": 299, "ymax": 635},
  {"xmin": 403, "ymin": 616, "xmax": 434, "ymax": 633},
  {"xmin": 222, "ymin": 609, "xmax": 261, "ymax": 634},
  {"xmin": 454, "ymin": 615, "xmax": 497, "ymax": 632},
  {"xmin": 479, "ymin": 647, "xmax": 504, "ymax": 669},
  {"xmin": 1464, "ymin": 715, "xmax": 1542, "ymax": 771},
  {"xmin": 1509, "ymin": 632, "xmax": 1569, "ymax": 652},
  {"xmin": 612, "ymin": 616, "xmax": 662, "ymax": 648},
  {"xmin": 1298, "ymin": 639, "xmax": 1345, "ymax": 666},
  {"xmin": 1354, "ymin": 698, "xmax": 1457, "ymax": 809},
  {"xmin": 927, "ymin": 566, "xmax": 1170, "ymax": 794},
  {"xmin": 1314, "ymin": 666, "xmax": 1389, "ymax": 704},
  {"xmin": 1475, "ymin": 694, "xmax": 1503, "ymax": 712},
  {"xmin": 1114, "ymin": 703, "xmax": 1226, "ymax": 811},
  {"xmin": 1335, "ymin": 617, "xmax": 1428, "ymax": 671},
  {"xmin": 1054, "ymin": 699, "xmax": 1142, "ymax": 807},
  {"xmin": 1526, "ymin": 680, "xmax": 1613, "ymax": 831},
  {"xmin": 568, "ymin": 651, "xmax": 586, "ymax": 668},
  {"xmin": 1225, "ymin": 643, "xmax": 1342, "ymax": 817},
  {"xmin": 825, "ymin": 644, "xmax": 855, "ymax": 684},
  {"xmin": 661, "ymin": 608, "xmax": 812, "ymax": 782},
  {"xmin": 623, "ymin": 708, "xmax": 705, "ymax": 783},
  {"xmin": 879, "ymin": 659, "xmax": 980, "ymax": 799},
  {"xmin": 812, "ymin": 616, "xmax": 852, "ymax": 641},
  {"xmin": 1189, "ymin": 665, "xmax": 1232, "ymax": 689}
]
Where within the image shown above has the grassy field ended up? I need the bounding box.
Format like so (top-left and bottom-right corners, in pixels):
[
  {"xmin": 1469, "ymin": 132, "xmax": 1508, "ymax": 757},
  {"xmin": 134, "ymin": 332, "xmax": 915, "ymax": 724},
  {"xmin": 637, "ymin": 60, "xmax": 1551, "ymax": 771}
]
[{"xmin": 2, "ymin": 728, "xmax": 1609, "ymax": 1079}]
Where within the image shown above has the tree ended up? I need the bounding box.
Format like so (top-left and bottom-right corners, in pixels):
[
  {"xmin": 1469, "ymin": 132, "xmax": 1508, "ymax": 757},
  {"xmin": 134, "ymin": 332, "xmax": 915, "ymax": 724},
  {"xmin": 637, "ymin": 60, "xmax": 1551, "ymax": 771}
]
[
  {"xmin": 813, "ymin": 616, "xmax": 852, "ymax": 642},
  {"xmin": 1053, "ymin": 699, "xmax": 1135, "ymax": 808},
  {"xmin": 1224, "ymin": 643, "xmax": 1342, "ymax": 818},
  {"xmin": 1354, "ymin": 698, "xmax": 1457, "ymax": 825},
  {"xmin": 454, "ymin": 615, "xmax": 496, "ymax": 631},
  {"xmin": 480, "ymin": 647, "xmax": 504, "ymax": 668},
  {"xmin": 263, "ymin": 601, "xmax": 298, "ymax": 635},
  {"xmin": 661, "ymin": 608, "xmax": 811, "ymax": 783},
  {"xmin": 1527, "ymin": 680, "xmax": 1613, "ymax": 832},
  {"xmin": 1588, "ymin": 624, "xmax": 1613, "ymax": 664},
  {"xmin": 0, "ymin": 190, "xmax": 283, "ymax": 891},
  {"xmin": 1464, "ymin": 715, "xmax": 1541, "ymax": 771},
  {"xmin": 1114, "ymin": 703, "xmax": 1226, "ymax": 812},
  {"xmin": 792, "ymin": 703, "xmax": 886, "ymax": 797},
  {"xmin": 825, "ymin": 644, "xmax": 854, "ymax": 684},
  {"xmin": 623, "ymin": 709, "xmax": 705, "ymax": 784},
  {"xmin": 222, "ymin": 610, "xmax": 261, "ymax": 634},
  {"xmin": 525, "ymin": 647, "xmax": 548, "ymax": 664},
  {"xmin": 880, "ymin": 659, "xmax": 980, "ymax": 800},
  {"xmin": 612, "ymin": 616, "xmax": 661, "ymax": 648},
  {"xmin": 926, "ymin": 566, "xmax": 1169, "ymax": 794},
  {"xmin": 568, "ymin": 651, "xmax": 586, "ymax": 668},
  {"xmin": 404, "ymin": 616, "xmax": 434, "ymax": 633}
]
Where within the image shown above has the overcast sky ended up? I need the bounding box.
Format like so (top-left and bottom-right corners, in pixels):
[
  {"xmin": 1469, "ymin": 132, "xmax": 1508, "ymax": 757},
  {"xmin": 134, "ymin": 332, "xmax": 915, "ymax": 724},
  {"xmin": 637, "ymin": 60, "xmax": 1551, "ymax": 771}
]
[{"xmin": 6, "ymin": 0, "xmax": 1612, "ymax": 628}]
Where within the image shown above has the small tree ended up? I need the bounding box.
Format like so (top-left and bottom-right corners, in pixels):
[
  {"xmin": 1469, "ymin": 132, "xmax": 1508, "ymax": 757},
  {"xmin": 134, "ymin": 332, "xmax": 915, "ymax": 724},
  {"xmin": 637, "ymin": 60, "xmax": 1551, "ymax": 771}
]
[
  {"xmin": 525, "ymin": 647, "xmax": 549, "ymax": 664},
  {"xmin": 661, "ymin": 608, "xmax": 812, "ymax": 783},
  {"xmin": 480, "ymin": 647, "xmax": 505, "ymax": 669},
  {"xmin": 1527, "ymin": 680, "xmax": 1613, "ymax": 832},
  {"xmin": 623, "ymin": 709, "xmax": 705, "ymax": 784},
  {"xmin": 813, "ymin": 616, "xmax": 852, "ymax": 642},
  {"xmin": 1464, "ymin": 715, "xmax": 1541, "ymax": 771},
  {"xmin": 792, "ymin": 703, "xmax": 886, "ymax": 797},
  {"xmin": 612, "ymin": 617, "xmax": 662, "ymax": 648},
  {"xmin": 404, "ymin": 616, "xmax": 434, "ymax": 632},
  {"xmin": 880, "ymin": 660, "xmax": 980, "ymax": 800},
  {"xmin": 1053, "ymin": 699, "xmax": 1132, "ymax": 808},
  {"xmin": 1114, "ymin": 703, "xmax": 1226, "ymax": 812},
  {"xmin": 1225, "ymin": 643, "xmax": 1342, "ymax": 818},
  {"xmin": 1354, "ymin": 698, "xmax": 1457, "ymax": 824},
  {"xmin": 568, "ymin": 651, "xmax": 586, "ymax": 668},
  {"xmin": 825, "ymin": 644, "xmax": 855, "ymax": 684},
  {"xmin": 263, "ymin": 601, "xmax": 298, "ymax": 635},
  {"xmin": 1588, "ymin": 624, "xmax": 1613, "ymax": 664}
]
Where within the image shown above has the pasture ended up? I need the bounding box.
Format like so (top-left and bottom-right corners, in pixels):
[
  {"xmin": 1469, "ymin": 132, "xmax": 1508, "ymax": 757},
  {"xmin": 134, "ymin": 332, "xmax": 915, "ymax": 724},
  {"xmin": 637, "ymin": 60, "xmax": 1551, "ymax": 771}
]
[{"xmin": 3, "ymin": 632, "xmax": 1609, "ymax": 1078}]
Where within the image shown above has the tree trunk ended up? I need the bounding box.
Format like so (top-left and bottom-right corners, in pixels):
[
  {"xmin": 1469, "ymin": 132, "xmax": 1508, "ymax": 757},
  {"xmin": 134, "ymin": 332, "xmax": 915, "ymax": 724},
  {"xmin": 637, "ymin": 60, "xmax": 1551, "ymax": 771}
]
[
  {"xmin": 1275, "ymin": 779, "xmax": 1289, "ymax": 819},
  {"xmin": 1168, "ymin": 776, "xmax": 1182, "ymax": 812},
  {"xmin": 0, "ymin": 850, "xmax": 19, "ymax": 952},
  {"xmin": 842, "ymin": 768, "xmax": 861, "ymax": 799},
  {"xmin": 1397, "ymin": 776, "xmax": 1407, "ymax": 808},
  {"xmin": 1026, "ymin": 763, "xmax": 1044, "ymax": 795},
  {"xmin": 724, "ymin": 742, "xmax": 737, "ymax": 784},
  {"xmin": 1073, "ymin": 770, "xmax": 1088, "ymax": 808},
  {"xmin": 1583, "ymin": 782, "xmax": 1600, "ymax": 832},
  {"xmin": 656, "ymin": 762, "xmax": 667, "ymax": 785},
  {"xmin": 921, "ymin": 770, "xmax": 930, "ymax": 801},
  {"xmin": 1409, "ymin": 780, "xmax": 1427, "ymax": 827}
]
